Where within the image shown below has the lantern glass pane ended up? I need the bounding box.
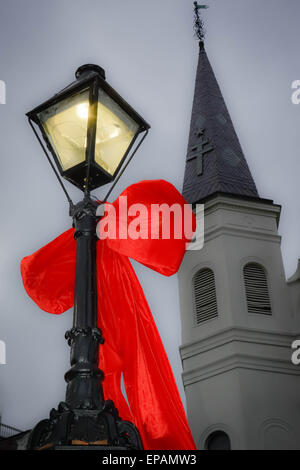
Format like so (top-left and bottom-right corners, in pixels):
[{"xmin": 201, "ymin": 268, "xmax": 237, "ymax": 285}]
[
  {"xmin": 95, "ymin": 89, "xmax": 140, "ymax": 175},
  {"xmin": 37, "ymin": 88, "xmax": 90, "ymax": 171}
]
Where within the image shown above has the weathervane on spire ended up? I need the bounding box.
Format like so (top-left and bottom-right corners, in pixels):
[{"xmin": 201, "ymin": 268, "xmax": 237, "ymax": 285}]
[{"xmin": 193, "ymin": 2, "xmax": 209, "ymax": 44}]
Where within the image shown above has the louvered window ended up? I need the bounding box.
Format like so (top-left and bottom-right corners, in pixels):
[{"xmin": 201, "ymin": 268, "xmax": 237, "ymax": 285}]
[
  {"xmin": 243, "ymin": 263, "xmax": 272, "ymax": 315},
  {"xmin": 193, "ymin": 268, "xmax": 218, "ymax": 325}
]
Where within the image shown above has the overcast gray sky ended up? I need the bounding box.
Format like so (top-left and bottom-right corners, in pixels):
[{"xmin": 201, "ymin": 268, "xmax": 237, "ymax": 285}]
[{"xmin": 0, "ymin": 0, "xmax": 300, "ymax": 431}]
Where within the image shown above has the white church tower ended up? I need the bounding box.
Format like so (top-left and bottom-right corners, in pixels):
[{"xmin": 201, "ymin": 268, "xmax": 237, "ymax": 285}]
[{"xmin": 178, "ymin": 24, "xmax": 300, "ymax": 450}]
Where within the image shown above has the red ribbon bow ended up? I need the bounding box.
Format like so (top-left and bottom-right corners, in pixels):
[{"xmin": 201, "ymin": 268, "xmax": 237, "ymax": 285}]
[{"xmin": 21, "ymin": 180, "xmax": 196, "ymax": 450}]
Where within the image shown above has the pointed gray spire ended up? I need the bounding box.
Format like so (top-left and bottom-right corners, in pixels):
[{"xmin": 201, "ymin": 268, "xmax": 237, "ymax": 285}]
[{"xmin": 182, "ymin": 44, "xmax": 259, "ymax": 204}]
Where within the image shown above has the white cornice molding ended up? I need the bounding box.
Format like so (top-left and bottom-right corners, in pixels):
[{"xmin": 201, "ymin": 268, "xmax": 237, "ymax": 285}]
[
  {"xmin": 182, "ymin": 353, "xmax": 300, "ymax": 386},
  {"xmin": 287, "ymin": 259, "xmax": 300, "ymax": 284},
  {"xmin": 202, "ymin": 195, "xmax": 281, "ymax": 217},
  {"xmin": 180, "ymin": 326, "xmax": 300, "ymax": 385},
  {"xmin": 197, "ymin": 195, "xmax": 281, "ymax": 227},
  {"xmin": 180, "ymin": 326, "xmax": 296, "ymax": 359},
  {"xmin": 203, "ymin": 224, "xmax": 281, "ymax": 245}
]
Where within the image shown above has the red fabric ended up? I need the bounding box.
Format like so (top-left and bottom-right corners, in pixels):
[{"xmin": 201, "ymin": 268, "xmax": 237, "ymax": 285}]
[{"xmin": 21, "ymin": 180, "xmax": 196, "ymax": 450}]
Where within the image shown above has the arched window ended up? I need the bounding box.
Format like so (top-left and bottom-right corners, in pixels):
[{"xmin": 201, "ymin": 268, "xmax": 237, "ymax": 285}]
[
  {"xmin": 205, "ymin": 431, "xmax": 231, "ymax": 450},
  {"xmin": 243, "ymin": 262, "xmax": 272, "ymax": 315},
  {"xmin": 193, "ymin": 268, "xmax": 218, "ymax": 325}
]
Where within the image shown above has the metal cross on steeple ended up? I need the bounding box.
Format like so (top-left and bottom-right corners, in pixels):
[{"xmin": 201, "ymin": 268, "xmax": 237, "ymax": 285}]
[
  {"xmin": 187, "ymin": 129, "xmax": 214, "ymax": 176},
  {"xmin": 193, "ymin": 2, "xmax": 209, "ymax": 44}
]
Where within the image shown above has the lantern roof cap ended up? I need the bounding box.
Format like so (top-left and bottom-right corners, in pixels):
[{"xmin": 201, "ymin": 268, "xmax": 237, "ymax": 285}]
[{"xmin": 75, "ymin": 64, "xmax": 106, "ymax": 80}]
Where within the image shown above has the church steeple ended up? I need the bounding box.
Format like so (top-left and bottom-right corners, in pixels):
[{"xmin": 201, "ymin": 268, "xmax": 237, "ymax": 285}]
[
  {"xmin": 182, "ymin": 5, "xmax": 258, "ymax": 204},
  {"xmin": 178, "ymin": 5, "xmax": 300, "ymax": 452}
]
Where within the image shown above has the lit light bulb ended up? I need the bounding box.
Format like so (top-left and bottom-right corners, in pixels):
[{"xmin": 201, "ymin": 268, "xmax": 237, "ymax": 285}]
[
  {"xmin": 109, "ymin": 124, "xmax": 121, "ymax": 139},
  {"xmin": 76, "ymin": 102, "xmax": 89, "ymax": 120}
]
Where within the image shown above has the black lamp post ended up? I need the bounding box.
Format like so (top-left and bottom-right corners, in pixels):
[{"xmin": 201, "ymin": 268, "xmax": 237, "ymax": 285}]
[{"xmin": 26, "ymin": 64, "xmax": 150, "ymax": 450}]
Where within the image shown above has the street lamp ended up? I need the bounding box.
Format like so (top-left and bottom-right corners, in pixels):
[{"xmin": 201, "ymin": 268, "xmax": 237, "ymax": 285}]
[
  {"xmin": 26, "ymin": 64, "xmax": 150, "ymax": 450},
  {"xmin": 27, "ymin": 64, "xmax": 149, "ymax": 192}
]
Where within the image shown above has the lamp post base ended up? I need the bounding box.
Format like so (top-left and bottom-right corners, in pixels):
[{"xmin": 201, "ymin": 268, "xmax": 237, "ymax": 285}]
[
  {"xmin": 27, "ymin": 400, "xmax": 143, "ymax": 450},
  {"xmin": 55, "ymin": 446, "xmax": 129, "ymax": 450}
]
